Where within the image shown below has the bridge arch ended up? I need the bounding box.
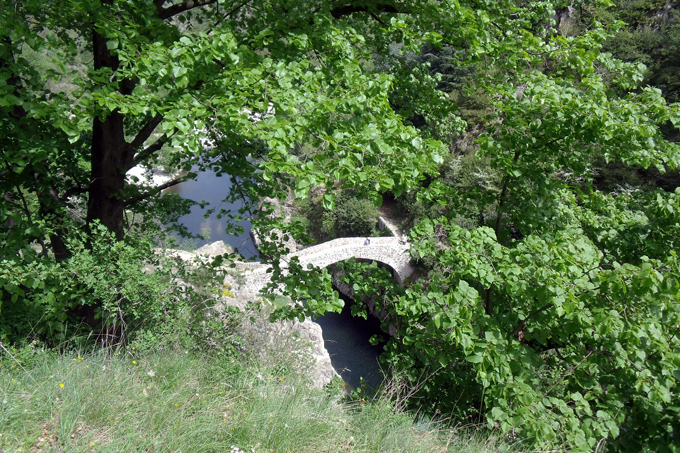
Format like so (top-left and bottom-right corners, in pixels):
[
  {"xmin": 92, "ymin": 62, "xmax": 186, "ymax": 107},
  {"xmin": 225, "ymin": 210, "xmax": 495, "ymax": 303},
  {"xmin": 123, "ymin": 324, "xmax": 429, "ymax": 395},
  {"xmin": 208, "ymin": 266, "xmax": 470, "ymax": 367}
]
[
  {"xmin": 290, "ymin": 237, "xmax": 414, "ymax": 286},
  {"xmin": 237, "ymin": 236, "xmax": 414, "ymax": 296}
]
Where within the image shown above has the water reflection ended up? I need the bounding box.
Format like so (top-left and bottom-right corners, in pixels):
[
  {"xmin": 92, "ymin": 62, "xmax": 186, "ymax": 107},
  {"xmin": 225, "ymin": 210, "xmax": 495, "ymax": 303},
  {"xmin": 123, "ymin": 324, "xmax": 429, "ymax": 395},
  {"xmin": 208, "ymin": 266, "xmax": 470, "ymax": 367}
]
[{"xmin": 164, "ymin": 169, "xmax": 259, "ymax": 259}]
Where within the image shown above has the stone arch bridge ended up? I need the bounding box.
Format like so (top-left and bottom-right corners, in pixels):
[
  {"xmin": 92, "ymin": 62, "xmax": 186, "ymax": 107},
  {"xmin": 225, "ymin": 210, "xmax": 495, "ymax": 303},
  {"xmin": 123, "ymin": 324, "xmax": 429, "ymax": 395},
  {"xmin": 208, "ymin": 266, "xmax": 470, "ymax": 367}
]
[{"xmin": 238, "ymin": 236, "xmax": 414, "ymax": 296}]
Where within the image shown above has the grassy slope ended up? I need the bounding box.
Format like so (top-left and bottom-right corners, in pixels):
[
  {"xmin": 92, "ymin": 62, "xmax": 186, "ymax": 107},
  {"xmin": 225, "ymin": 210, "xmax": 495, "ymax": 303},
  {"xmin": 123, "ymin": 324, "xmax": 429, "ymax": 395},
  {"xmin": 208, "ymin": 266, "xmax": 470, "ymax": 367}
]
[{"xmin": 0, "ymin": 345, "xmax": 510, "ymax": 452}]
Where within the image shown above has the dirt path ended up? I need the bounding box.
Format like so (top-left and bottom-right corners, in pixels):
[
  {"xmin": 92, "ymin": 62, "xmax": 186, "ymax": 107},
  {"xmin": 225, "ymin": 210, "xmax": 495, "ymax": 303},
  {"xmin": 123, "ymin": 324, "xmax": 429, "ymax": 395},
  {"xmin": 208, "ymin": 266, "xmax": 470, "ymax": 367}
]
[
  {"xmin": 378, "ymin": 197, "xmax": 406, "ymax": 238},
  {"xmin": 378, "ymin": 213, "xmax": 401, "ymax": 237}
]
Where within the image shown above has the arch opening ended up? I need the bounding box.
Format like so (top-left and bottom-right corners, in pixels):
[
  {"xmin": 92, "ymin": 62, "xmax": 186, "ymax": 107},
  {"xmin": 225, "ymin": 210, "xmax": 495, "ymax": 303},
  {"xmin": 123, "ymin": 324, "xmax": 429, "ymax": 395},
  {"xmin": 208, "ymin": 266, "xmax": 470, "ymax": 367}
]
[
  {"xmin": 311, "ymin": 257, "xmax": 399, "ymax": 393},
  {"xmin": 313, "ymin": 289, "xmax": 387, "ymax": 392}
]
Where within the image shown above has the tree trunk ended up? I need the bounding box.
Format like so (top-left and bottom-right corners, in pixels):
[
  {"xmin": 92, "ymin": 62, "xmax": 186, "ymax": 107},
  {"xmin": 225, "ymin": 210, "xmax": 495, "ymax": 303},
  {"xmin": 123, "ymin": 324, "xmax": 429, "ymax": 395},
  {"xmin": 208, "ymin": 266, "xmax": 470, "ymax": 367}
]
[
  {"xmin": 86, "ymin": 22, "xmax": 133, "ymax": 240},
  {"xmin": 86, "ymin": 112, "xmax": 129, "ymax": 240}
]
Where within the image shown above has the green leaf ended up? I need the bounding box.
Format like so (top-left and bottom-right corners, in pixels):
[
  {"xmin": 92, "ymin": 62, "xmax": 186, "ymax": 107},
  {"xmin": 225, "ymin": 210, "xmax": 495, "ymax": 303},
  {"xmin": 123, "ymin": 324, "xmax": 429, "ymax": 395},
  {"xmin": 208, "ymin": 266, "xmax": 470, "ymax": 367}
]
[{"xmin": 466, "ymin": 354, "xmax": 483, "ymax": 363}]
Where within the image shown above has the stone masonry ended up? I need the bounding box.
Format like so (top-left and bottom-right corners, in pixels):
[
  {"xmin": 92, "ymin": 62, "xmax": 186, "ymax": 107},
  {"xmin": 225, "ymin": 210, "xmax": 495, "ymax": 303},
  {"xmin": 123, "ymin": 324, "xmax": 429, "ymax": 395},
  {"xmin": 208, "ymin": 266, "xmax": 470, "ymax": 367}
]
[{"xmin": 238, "ymin": 236, "xmax": 414, "ymax": 295}]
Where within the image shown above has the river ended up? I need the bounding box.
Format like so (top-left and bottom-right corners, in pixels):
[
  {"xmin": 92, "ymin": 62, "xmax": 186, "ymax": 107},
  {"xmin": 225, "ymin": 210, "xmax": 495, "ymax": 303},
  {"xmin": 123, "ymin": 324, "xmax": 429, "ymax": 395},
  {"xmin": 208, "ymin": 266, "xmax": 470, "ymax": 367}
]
[{"xmin": 313, "ymin": 291, "xmax": 387, "ymax": 393}]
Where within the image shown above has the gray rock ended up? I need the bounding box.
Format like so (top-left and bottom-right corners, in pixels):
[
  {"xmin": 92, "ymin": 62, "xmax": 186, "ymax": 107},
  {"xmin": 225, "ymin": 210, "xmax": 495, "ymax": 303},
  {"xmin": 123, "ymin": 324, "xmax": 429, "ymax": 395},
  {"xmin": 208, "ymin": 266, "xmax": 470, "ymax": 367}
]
[
  {"xmin": 292, "ymin": 319, "xmax": 338, "ymax": 388},
  {"xmin": 195, "ymin": 240, "xmax": 232, "ymax": 257}
]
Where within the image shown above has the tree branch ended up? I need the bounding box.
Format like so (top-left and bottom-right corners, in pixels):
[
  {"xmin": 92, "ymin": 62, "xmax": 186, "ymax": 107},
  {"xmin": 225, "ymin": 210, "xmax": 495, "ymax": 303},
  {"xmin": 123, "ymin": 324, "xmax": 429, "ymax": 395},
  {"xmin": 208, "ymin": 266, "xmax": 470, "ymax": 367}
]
[
  {"xmin": 222, "ymin": 0, "xmax": 252, "ymax": 21},
  {"xmin": 125, "ymin": 174, "xmax": 189, "ymax": 206},
  {"xmin": 514, "ymin": 300, "xmax": 553, "ymax": 337},
  {"xmin": 60, "ymin": 185, "xmax": 88, "ymax": 201},
  {"xmin": 2, "ymin": 36, "xmax": 28, "ymax": 120},
  {"xmin": 3, "ymin": 161, "xmax": 35, "ymax": 223},
  {"xmin": 330, "ymin": 2, "xmax": 405, "ymax": 18},
  {"xmin": 208, "ymin": 1, "xmax": 245, "ymax": 32},
  {"xmin": 30, "ymin": 168, "xmax": 71, "ymax": 261},
  {"xmin": 132, "ymin": 134, "xmax": 170, "ymax": 167},
  {"xmin": 128, "ymin": 113, "xmax": 164, "ymax": 150},
  {"xmin": 369, "ymin": 12, "xmax": 386, "ymax": 25},
  {"xmin": 493, "ymin": 154, "xmax": 519, "ymax": 237},
  {"xmin": 156, "ymin": 0, "xmax": 219, "ymax": 19}
]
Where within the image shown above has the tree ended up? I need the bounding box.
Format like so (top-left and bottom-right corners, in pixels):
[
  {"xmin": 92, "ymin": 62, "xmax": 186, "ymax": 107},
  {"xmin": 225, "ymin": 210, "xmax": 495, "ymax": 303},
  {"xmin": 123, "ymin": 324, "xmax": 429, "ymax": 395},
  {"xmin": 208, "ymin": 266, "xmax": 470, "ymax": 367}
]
[
  {"xmin": 576, "ymin": 0, "xmax": 680, "ymax": 104},
  {"xmin": 2, "ymin": 0, "xmax": 454, "ymax": 335},
  {"xmin": 7, "ymin": 0, "xmax": 457, "ymax": 240},
  {"xmin": 371, "ymin": 8, "xmax": 680, "ymax": 452}
]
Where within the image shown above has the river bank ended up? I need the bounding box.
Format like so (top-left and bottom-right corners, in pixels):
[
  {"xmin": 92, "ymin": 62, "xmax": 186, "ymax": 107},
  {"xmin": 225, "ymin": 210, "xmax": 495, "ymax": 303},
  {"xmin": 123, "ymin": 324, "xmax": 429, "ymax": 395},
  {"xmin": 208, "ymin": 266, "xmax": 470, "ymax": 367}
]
[{"xmin": 126, "ymin": 164, "xmax": 173, "ymax": 187}]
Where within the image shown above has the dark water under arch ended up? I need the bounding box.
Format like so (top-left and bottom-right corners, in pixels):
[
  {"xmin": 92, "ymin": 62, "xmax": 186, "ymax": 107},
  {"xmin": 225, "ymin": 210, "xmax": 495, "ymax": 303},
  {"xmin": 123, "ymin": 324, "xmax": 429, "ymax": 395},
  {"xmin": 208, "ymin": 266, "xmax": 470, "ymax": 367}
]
[{"xmin": 313, "ymin": 290, "xmax": 388, "ymax": 392}]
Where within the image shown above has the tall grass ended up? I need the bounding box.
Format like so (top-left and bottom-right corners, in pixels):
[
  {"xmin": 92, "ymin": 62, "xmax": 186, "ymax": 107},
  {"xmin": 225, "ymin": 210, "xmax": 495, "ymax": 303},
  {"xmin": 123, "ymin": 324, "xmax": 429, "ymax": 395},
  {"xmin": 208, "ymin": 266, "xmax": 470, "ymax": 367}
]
[{"xmin": 0, "ymin": 343, "xmax": 511, "ymax": 452}]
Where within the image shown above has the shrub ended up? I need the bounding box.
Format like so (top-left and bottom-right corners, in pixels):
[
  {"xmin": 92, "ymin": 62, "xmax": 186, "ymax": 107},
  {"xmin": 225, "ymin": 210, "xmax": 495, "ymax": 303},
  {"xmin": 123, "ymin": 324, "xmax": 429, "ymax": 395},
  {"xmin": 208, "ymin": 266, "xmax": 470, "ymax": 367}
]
[
  {"xmin": 296, "ymin": 190, "xmax": 379, "ymax": 241},
  {"xmin": 330, "ymin": 192, "xmax": 380, "ymax": 238},
  {"xmin": 0, "ymin": 221, "xmax": 228, "ymax": 349}
]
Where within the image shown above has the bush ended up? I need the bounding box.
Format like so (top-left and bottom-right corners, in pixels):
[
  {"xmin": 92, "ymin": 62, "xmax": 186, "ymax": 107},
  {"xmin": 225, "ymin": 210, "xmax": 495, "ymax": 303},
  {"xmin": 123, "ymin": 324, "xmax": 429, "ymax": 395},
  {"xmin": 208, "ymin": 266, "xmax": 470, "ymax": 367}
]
[
  {"xmin": 0, "ymin": 222, "xmax": 228, "ymax": 349},
  {"xmin": 296, "ymin": 189, "xmax": 379, "ymax": 241},
  {"xmin": 333, "ymin": 194, "xmax": 379, "ymax": 237}
]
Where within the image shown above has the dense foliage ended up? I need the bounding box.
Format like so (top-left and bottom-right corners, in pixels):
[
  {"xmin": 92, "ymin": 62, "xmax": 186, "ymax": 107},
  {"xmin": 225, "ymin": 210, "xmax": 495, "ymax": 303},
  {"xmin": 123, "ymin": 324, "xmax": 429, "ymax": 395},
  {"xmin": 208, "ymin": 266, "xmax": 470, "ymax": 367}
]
[
  {"xmin": 578, "ymin": 0, "xmax": 680, "ymax": 104},
  {"xmin": 295, "ymin": 189, "xmax": 380, "ymax": 241},
  {"xmin": 2, "ymin": 0, "xmax": 680, "ymax": 450},
  {"xmin": 271, "ymin": 1, "xmax": 680, "ymax": 451}
]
